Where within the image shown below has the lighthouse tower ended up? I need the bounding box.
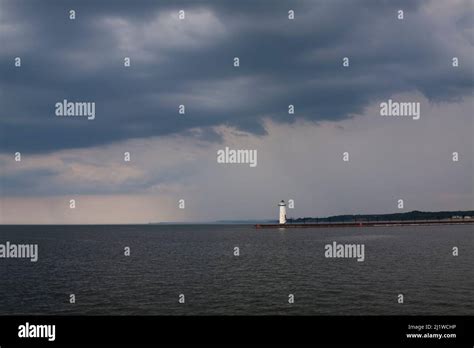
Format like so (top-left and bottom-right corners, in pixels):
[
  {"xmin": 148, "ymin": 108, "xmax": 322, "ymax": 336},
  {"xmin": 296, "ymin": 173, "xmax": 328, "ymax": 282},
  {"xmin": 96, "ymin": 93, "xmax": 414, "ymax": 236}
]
[{"xmin": 278, "ymin": 200, "xmax": 287, "ymax": 224}]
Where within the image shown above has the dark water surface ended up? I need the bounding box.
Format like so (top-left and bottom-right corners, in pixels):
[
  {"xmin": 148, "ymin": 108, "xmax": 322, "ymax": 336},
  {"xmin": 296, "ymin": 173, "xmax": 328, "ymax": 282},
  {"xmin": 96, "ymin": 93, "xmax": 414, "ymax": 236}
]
[{"xmin": 0, "ymin": 224, "xmax": 472, "ymax": 315}]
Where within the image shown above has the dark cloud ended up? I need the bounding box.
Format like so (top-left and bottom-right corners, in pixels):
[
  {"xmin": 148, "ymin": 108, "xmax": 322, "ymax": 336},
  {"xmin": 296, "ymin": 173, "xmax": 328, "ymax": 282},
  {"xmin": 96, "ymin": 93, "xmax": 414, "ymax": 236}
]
[{"xmin": 0, "ymin": 0, "xmax": 472, "ymax": 153}]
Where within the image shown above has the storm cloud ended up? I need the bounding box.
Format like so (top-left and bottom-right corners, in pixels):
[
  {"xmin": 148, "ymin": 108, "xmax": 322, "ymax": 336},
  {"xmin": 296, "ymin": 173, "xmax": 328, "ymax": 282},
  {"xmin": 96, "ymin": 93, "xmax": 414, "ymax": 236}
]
[{"xmin": 1, "ymin": 0, "xmax": 472, "ymax": 153}]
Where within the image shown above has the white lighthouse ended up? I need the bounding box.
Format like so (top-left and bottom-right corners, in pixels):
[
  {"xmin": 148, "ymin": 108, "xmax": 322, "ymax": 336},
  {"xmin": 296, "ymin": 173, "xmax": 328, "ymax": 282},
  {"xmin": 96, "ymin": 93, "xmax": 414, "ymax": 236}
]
[{"xmin": 278, "ymin": 200, "xmax": 287, "ymax": 224}]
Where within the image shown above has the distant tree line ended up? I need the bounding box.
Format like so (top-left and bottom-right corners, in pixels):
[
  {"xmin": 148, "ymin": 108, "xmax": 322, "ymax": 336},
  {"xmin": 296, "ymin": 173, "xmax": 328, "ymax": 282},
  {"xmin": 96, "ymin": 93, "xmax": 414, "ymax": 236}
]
[{"xmin": 287, "ymin": 210, "xmax": 474, "ymax": 223}]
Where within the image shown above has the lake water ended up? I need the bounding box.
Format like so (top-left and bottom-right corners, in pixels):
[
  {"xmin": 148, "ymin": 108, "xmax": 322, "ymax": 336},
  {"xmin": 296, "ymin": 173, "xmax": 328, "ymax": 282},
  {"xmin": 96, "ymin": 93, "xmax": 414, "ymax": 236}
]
[{"xmin": 0, "ymin": 224, "xmax": 472, "ymax": 315}]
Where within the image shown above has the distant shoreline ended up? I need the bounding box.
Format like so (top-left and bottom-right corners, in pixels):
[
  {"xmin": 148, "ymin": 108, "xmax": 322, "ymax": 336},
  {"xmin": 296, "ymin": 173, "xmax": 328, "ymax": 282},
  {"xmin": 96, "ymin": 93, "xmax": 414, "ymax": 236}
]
[
  {"xmin": 1, "ymin": 210, "xmax": 472, "ymax": 226},
  {"xmin": 255, "ymin": 219, "xmax": 474, "ymax": 229}
]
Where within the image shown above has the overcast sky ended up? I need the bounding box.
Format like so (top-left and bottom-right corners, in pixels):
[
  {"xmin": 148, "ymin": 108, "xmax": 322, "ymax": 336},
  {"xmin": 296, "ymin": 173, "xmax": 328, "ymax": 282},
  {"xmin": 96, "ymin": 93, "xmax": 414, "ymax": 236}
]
[{"xmin": 0, "ymin": 0, "xmax": 472, "ymax": 224}]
